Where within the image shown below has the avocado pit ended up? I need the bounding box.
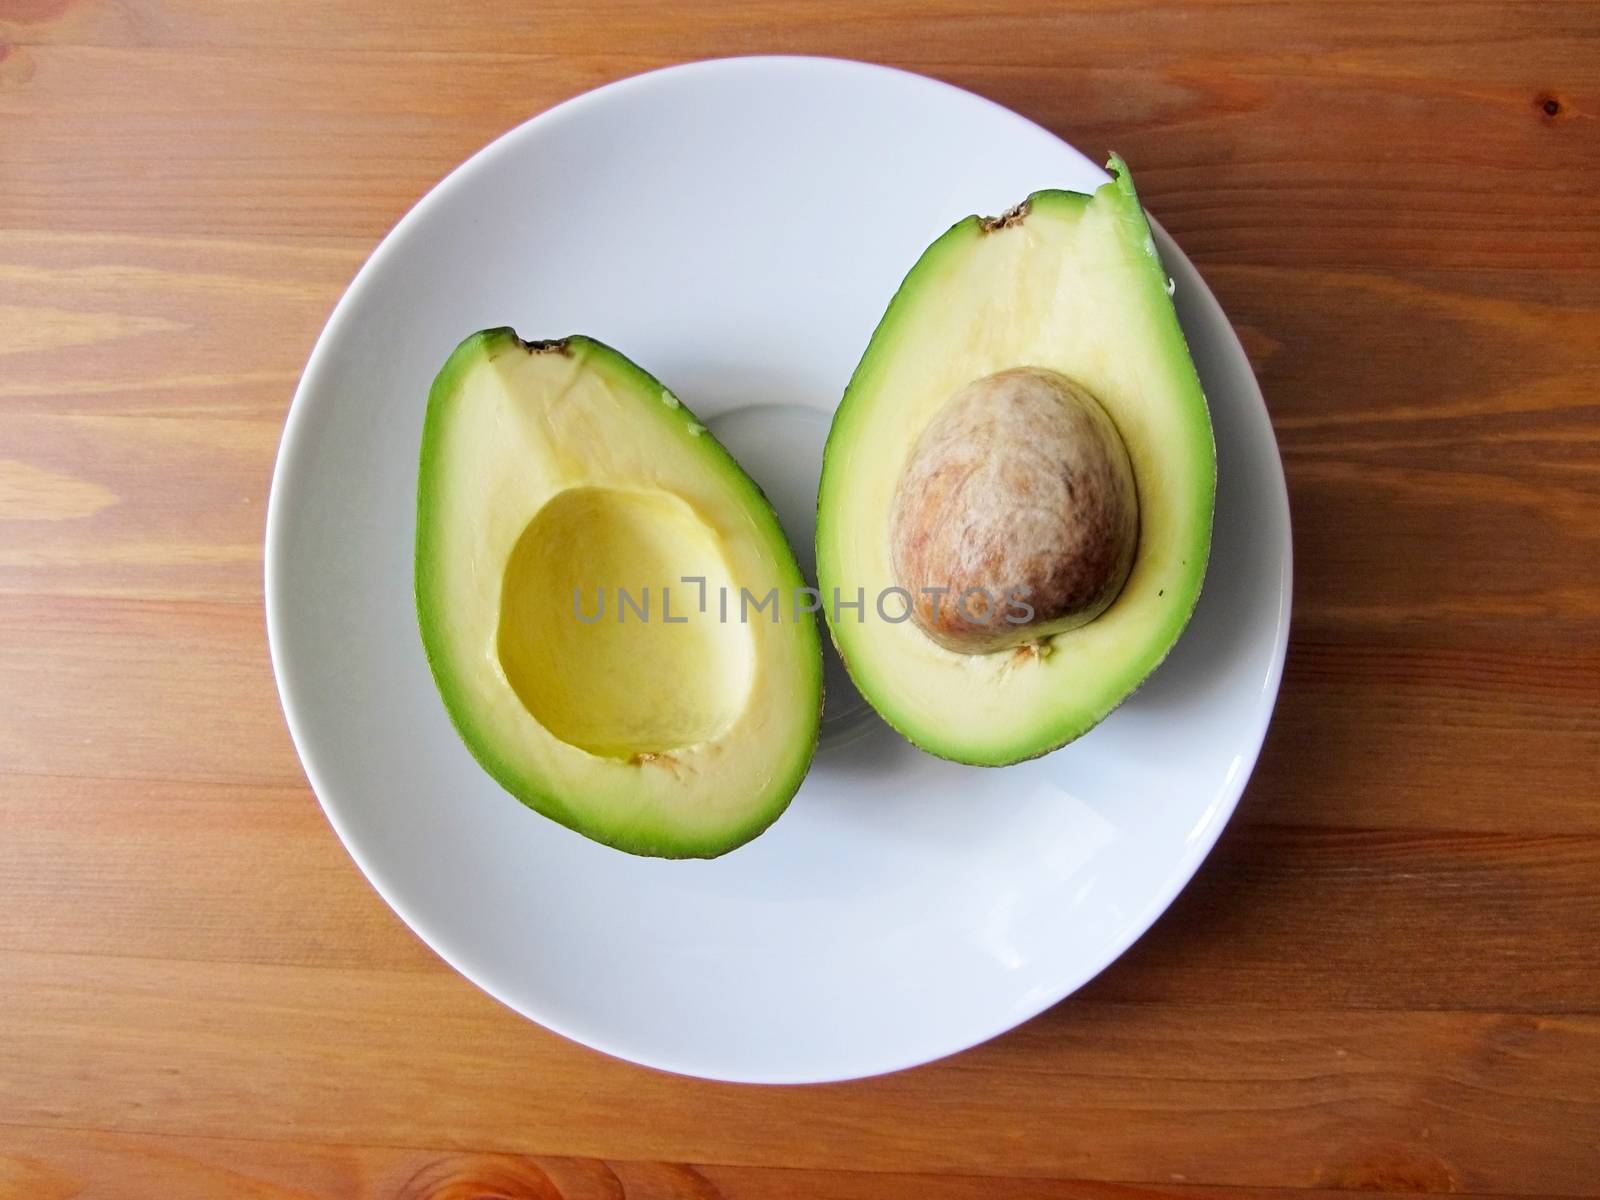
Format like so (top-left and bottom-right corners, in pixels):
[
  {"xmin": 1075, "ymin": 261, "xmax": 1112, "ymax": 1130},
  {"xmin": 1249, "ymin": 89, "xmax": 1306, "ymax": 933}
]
[{"xmin": 888, "ymin": 367, "xmax": 1139, "ymax": 654}]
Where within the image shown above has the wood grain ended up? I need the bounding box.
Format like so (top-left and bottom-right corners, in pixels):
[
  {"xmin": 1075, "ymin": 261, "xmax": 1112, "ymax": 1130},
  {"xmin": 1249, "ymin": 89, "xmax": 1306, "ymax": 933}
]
[
  {"xmin": 2, "ymin": 0, "xmax": 1598, "ymax": 1195},
  {"xmin": 2, "ymin": 952, "xmax": 1597, "ymax": 1192},
  {"xmin": 1, "ymin": 1130, "xmax": 1576, "ymax": 1200},
  {"xmin": 6, "ymin": 774, "xmax": 1600, "ymax": 1014}
]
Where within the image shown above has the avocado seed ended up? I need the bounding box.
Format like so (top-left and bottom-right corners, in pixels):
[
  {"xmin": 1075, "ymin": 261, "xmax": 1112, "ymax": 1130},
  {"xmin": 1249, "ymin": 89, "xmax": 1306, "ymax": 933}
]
[{"xmin": 888, "ymin": 367, "xmax": 1139, "ymax": 654}]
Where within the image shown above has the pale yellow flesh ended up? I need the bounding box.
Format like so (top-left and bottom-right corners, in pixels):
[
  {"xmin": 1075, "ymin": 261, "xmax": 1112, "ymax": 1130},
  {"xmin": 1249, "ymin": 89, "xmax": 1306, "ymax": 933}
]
[
  {"xmin": 425, "ymin": 342, "xmax": 816, "ymax": 848},
  {"xmin": 497, "ymin": 485, "xmax": 752, "ymax": 758},
  {"xmin": 821, "ymin": 191, "xmax": 1213, "ymax": 762}
]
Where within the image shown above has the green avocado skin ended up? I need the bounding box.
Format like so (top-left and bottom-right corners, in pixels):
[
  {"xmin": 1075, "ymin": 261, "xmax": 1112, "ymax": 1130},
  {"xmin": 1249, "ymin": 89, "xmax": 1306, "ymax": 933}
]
[
  {"xmin": 416, "ymin": 329, "xmax": 821, "ymax": 859},
  {"xmin": 815, "ymin": 156, "xmax": 1217, "ymax": 766}
]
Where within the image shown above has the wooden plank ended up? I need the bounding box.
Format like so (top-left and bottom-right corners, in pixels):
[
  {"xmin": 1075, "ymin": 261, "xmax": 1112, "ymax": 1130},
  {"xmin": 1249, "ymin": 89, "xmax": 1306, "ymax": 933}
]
[
  {"xmin": 1085, "ymin": 823, "xmax": 1600, "ymax": 1011},
  {"xmin": 1, "ymin": 951, "xmax": 1597, "ymax": 1193},
  {"xmin": 6, "ymin": 252, "xmax": 1598, "ymax": 617},
  {"xmin": 1249, "ymin": 636, "xmax": 1600, "ymax": 834},
  {"xmin": 0, "ymin": 1125, "xmax": 1581, "ymax": 1200},
  {"xmin": 0, "ymin": 228, "xmax": 362, "ymax": 603},
  {"xmin": 0, "ymin": 229, "xmax": 363, "ymax": 419},
  {"xmin": 0, "ymin": 413, "xmax": 280, "ymax": 603},
  {"xmin": 5, "ymin": 772, "xmax": 1599, "ymax": 1011},
  {"xmin": 0, "ymin": 31, "xmax": 1593, "ymax": 266},
  {"xmin": 0, "ymin": 776, "xmax": 436, "ymax": 972},
  {"xmin": 4, "ymin": 594, "xmax": 1594, "ymax": 837},
  {"xmin": 7, "ymin": 0, "xmax": 1598, "ymax": 90},
  {"xmin": 0, "ymin": 596, "xmax": 303, "ymax": 784}
]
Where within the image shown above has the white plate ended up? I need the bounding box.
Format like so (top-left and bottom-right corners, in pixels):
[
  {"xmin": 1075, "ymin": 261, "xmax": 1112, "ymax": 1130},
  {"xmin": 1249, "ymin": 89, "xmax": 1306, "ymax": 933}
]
[{"xmin": 266, "ymin": 56, "xmax": 1291, "ymax": 1083}]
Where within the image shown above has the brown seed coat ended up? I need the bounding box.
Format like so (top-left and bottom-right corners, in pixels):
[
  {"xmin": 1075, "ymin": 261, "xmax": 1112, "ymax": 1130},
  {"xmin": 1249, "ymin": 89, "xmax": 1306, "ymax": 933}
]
[{"xmin": 889, "ymin": 368, "xmax": 1139, "ymax": 654}]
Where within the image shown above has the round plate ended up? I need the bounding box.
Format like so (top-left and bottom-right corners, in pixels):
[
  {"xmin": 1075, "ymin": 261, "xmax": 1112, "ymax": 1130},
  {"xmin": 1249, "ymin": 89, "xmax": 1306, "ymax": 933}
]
[{"xmin": 265, "ymin": 56, "xmax": 1291, "ymax": 1083}]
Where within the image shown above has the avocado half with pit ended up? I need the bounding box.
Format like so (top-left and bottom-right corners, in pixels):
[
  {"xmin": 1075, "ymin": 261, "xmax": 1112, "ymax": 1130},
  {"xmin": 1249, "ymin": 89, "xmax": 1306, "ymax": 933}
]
[
  {"xmin": 417, "ymin": 330, "xmax": 821, "ymax": 858},
  {"xmin": 816, "ymin": 156, "xmax": 1215, "ymax": 765}
]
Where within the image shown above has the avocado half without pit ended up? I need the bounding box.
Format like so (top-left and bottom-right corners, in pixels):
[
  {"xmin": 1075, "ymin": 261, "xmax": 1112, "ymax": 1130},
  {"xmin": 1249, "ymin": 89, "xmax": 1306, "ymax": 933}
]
[
  {"xmin": 816, "ymin": 156, "xmax": 1216, "ymax": 766},
  {"xmin": 416, "ymin": 331, "xmax": 821, "ymax": 858}
]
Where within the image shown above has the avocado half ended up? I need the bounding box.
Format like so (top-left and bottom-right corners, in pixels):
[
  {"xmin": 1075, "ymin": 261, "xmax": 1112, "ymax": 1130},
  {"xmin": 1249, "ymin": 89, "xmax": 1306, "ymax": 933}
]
[
  {"xmin": 417, "ymin": 330, "xmax": 821, "ymax": 857},
  {"xmin": 815, "ymin": 157, "xmax": 1215, "ymax": 765}
]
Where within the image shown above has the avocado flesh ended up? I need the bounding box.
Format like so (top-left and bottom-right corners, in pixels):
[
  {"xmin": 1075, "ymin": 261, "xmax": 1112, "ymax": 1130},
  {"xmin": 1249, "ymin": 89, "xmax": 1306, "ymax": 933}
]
[
  {"xmin": 417, "ymin": 330, "xmax": 821, "ymax": 857},
  {"xmin": 816, "ymin": 157, "xmax": 1215, "ymax": 766}
]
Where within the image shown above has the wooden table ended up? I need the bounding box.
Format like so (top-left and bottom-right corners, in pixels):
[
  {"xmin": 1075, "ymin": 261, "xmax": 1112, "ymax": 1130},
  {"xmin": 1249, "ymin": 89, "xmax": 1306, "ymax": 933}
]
[{"xmin": 4, "ymin": 1, "xmax": 1598, "ymax": 1195}]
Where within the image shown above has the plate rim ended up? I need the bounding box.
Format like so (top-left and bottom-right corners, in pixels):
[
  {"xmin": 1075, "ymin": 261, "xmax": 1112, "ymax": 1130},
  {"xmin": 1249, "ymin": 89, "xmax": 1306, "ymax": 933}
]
[{"xmin": 264, "ymin": 53, "xmax": 1294, "ymax": 1084}]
